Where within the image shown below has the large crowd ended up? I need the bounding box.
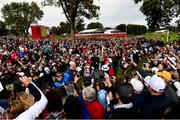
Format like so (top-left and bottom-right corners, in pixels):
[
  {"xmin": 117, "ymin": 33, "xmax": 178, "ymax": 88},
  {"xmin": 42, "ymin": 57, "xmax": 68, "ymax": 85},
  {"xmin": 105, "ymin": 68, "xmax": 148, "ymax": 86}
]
[{"xmin": 0, "ymin": 36, "xmax": 179, "ymax": 119}]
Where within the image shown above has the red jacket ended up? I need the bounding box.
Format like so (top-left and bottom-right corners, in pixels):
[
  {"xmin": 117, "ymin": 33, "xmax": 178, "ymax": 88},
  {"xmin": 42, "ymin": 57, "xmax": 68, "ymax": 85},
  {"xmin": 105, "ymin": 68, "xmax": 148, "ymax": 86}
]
[
  {"xmin": 86, "ymin": 101, "xmax": 104, "ymax": 119},
  {"xmin": 108, "ymin": 66, "xmax": 115, "ymax": 77}
]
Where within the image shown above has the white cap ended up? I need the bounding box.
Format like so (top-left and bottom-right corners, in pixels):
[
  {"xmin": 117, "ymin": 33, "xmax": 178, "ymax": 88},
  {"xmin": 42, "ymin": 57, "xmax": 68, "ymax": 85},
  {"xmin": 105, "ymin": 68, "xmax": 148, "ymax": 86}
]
[
  {"xmin": 148, "ymin": 75, "xmax": 165, "ymax": 92},
  {"xmin": 144, "ymin": 76, "xmax": 151, "ymax": 87},
  {"xmin": 108, "ymin": 58, "xmax": 112, "ymax": 63},
  {"xmin": 130, "ymin": 78, "xmax": 144, "ymax": 93},
  {"xmin": 151, "ymin": 67, "xmax": 159, "ymax": 73},
  {"xmin": 44, "ymin": 67, "xmax": 50, "ymax": 74},
  {"xmin": 76, "ymin": 67, "xmax": 82, "ymax": 72}
]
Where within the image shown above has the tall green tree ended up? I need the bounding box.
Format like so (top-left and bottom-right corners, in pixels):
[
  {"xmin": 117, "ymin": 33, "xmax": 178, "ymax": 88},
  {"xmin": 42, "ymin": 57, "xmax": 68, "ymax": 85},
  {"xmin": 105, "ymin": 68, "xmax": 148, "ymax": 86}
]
[
  {"xmin": 0, "ymin": 21, "xmax": 8, "ymax": 36},
  {"xmin": 133, "ymin": 0, "xmax": 175, "ymax": 31},
  {"xmin": 87, "ymin": 22, "xmax": 103, "ymax": 29},
  {"xmin": 42, "ymin": 0, "xmax": 99, "ymax": 41},
  {"xmin": 177, "ymin": 20, "xmax": 180, "ymax": 32},
  {"xmin": 173, "ymin": 0, "xmax": 180, "ymax": 19},
  {"xmin": 76, "ymin": 19, "xmax": 85, "ymax": 32},
  {"xmin": 1, "ymin": 2, "xmax": 43, "ymax": 36},
  {"xmin": 50, "ymin": 20, "xmax": 85, "ymax": 35},
  {"xmin": 116, "ymin": 24, "xmax": 127, "ymax": 32},
  {"xmin": 127, "ymin": 24, "xmax": 147, "ymax": 35}
]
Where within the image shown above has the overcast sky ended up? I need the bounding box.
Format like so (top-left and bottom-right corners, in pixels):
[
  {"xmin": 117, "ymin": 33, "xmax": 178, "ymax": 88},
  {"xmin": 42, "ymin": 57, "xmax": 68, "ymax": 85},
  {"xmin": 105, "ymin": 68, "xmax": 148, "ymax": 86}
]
[{"xmin": 0, "ymin": 0, "xmax": 177, "ymax": 28}]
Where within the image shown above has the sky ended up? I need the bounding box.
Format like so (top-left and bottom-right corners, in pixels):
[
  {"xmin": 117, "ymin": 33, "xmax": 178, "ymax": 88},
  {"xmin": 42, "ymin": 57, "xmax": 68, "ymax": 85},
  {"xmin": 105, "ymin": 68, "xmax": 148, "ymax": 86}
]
[{"xmin": 0, "ymin": 0, "xmax": 177, "ymax": 28}]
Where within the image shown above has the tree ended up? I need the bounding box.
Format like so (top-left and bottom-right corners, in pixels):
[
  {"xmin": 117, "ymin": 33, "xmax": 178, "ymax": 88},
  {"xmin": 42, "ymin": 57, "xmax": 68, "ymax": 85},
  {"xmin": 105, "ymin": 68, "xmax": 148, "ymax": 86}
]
[
  {"xmin": 177, "ymin": 20, "xmax": 180, "ymax": 32},
  {"xmin": 59, "ymin": 22, "xmax": 71, "ymax": 34},
  {"xmin": 104, "ymin": 27, "xmax": 112, "ymax": 30},
  {"xmin": 164, "ymin": 25, "xmax": 178, "ymax": 32},
  {"xmin": 116, "ymin": 24, "xmax": 127, "ymax": 32},
  {"xmin": 0, "ymin": 21, "xmax": 8, "ymax": 36},
  {"xmin": 133, "ymin": 0, "xmax": 175, "ymax": 31},
  {"xmin": 1, "ymin": 2, "xmax": 43, "ymax": 36},
  {"xmin": 50, "ymin": 26, "xmax": 59, "ymax": 34},
  {"xmin": 127, "ymin": 24, "xmax": 147, "ymax": 35},
  {"xmin": 87, "ymin": 22, "xmax": 103, "ymax": 29},
  {"xmin": 42, "ymin": 0, "xmax": 99, "ymax": 41},
  {"xmin": 173, "ymin": 0, "xmax": 180, "ymax": 20},
  {"xmin": 76, "ymin": 19, "xmax": 85, "ymax": 32},
  {"xmin": 50, "ymin": 20, "xmax": 85, "ymax": 35}
]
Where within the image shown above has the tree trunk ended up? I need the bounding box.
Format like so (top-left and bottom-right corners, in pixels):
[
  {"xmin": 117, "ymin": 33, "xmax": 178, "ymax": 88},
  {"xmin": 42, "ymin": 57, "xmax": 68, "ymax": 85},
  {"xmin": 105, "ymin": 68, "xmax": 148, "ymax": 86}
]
[
  {"xmin": 70, "ymin": 23, "xmax": 75, "ymax": 44},
  {"xmin": 23, "ymin": 28, "xmax": 28, "ymax": 40}
]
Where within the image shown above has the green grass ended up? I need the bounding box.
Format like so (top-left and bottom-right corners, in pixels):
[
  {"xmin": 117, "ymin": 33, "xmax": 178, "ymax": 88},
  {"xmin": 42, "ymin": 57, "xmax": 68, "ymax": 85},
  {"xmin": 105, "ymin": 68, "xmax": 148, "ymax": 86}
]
[
  {"xmin": 51, "ymin": 35, "xmax": 65, "ymax": 39},
  {"xmin": 145, "ymin": 31, "xmax": 180, "ymax": 43}
]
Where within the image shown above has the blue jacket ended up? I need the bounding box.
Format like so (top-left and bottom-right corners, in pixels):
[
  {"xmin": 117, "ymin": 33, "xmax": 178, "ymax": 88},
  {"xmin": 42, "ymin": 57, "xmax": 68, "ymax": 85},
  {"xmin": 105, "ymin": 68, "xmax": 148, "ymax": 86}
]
[
  {"xmin": 77, "ymin": 95, "xmax": 90, "ymax": 119},
  {"xmin": 63, "ymin": 70, "xmax": 74, "ymax": 85}
]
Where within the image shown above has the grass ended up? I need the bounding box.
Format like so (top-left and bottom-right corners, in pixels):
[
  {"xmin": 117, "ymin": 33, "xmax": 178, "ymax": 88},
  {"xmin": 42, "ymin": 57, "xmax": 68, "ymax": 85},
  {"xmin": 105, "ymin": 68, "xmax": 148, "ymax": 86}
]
[
  {"xmin": 145, "ymin": 31, "xmax": 180, "ymax": 43},
  {"xmin": 51, "ymin": 35, "xmax": 65, "ymax": 40}
]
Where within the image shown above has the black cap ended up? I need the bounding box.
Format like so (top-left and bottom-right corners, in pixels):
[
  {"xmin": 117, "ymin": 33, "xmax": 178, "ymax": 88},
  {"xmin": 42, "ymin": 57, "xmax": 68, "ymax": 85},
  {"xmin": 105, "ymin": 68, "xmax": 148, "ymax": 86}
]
[{"xmin": 115, "ymin": 83, "xmax": 134, "ymax": 104}]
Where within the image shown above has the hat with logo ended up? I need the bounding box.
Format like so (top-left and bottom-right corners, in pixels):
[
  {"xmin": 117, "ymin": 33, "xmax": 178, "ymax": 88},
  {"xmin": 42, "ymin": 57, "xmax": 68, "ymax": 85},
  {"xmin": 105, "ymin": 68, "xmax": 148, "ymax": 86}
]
[{"xmin": 147, "ymin": 75, "xmax": 166, "ymax": 92}]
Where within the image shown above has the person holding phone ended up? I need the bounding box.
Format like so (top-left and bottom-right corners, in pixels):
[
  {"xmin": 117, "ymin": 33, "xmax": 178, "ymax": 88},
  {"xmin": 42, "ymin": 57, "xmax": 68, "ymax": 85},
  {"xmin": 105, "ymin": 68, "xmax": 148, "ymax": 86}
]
[{"xmin": 5, "ymin": 76, "xmax": 48, "ymax": 120}]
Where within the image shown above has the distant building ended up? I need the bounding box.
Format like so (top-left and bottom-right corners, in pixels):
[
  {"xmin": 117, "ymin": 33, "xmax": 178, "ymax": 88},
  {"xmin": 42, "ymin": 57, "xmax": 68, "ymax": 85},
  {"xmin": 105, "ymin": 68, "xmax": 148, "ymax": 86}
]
[{"xmin": 76, "ymin": 28, "xmax": 127, "ymax": 37}]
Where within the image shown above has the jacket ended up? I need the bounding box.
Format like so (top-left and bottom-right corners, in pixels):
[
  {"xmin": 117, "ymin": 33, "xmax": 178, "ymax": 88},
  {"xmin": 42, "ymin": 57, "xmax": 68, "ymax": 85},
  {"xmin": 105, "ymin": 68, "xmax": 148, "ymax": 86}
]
[
  {"xmin": 86, "ymin": 100, "xmax": 104, "ymax": 119},
  {"xmin": 110, "ymin": 103, "xmax": 138, "ymax": 119},
  {"xmin": 14, "ymin": 82, "xmax": 48, "ymax": 120}
]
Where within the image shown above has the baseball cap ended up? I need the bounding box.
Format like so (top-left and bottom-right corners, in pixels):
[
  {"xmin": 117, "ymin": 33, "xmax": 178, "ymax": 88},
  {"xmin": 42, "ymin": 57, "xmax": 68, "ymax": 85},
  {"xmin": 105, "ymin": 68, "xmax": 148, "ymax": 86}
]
[
  {"xmin": 130, "ymin": 78, "xmax": 144, "ymax": 93},
  {"xmin": 156, "ymin": 70, "xmax": 171, "ymax": 81},
  {"xmin": 115, "ymin": 83, "xmax": 134, "ymax": 104},
  {"xmin": 151, "ymin": 67, "xmax": 159, "ymax": 73},
  {"xmin": 148, "ymin": 75, "xmax": 166, "ymax": 92}
]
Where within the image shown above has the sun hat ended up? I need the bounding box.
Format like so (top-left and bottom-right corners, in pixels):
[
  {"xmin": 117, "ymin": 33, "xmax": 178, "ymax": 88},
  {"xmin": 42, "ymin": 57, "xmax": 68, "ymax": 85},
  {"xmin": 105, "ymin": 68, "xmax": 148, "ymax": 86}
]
[{"xmin": 101, "ymin": 64, "xmax": 109, "ymax": 71}]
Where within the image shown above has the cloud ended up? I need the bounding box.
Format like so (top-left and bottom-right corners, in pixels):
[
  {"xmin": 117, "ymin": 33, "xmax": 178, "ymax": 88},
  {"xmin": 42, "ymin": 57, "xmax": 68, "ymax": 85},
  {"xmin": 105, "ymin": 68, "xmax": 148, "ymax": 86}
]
[
  {"xmin": 85, "ymin": 0, "xmax": 147, "ymax": 27},
  {"xmin": 0, "ymin": 0, "xmax": 177, "ymax": 28}
]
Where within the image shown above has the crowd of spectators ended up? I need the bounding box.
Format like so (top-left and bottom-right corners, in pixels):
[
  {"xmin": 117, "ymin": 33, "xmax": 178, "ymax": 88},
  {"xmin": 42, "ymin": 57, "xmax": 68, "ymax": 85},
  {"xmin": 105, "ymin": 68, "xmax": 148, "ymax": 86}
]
[{"xmin": 0, "ymin": 36, "xmax": 179, "ymax": 119}]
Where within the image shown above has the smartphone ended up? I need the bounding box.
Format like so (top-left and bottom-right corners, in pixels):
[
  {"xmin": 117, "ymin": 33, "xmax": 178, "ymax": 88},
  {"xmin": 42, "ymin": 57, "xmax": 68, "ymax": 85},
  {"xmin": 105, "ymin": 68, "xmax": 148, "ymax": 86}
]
[{"xmin": 66, "ymin": 84, "xmax": 74, "ymax": 96}]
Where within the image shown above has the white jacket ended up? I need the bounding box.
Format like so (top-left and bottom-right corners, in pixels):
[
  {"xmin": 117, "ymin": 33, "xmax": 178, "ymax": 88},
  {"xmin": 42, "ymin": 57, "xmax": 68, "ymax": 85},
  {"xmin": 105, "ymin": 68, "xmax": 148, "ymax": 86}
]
[{"xmin": 14, "ymin": 82, "xmax": 48, "ymax": 120}]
